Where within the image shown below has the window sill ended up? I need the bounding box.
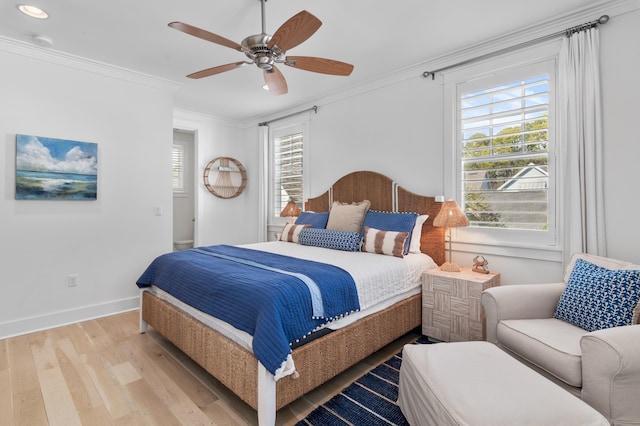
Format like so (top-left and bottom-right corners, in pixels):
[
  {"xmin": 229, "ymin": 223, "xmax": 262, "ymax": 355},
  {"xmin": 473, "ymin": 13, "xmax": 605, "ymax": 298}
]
[{"xmin": 452, "ymin": 240, "xmax": 562, "ymax": 263}]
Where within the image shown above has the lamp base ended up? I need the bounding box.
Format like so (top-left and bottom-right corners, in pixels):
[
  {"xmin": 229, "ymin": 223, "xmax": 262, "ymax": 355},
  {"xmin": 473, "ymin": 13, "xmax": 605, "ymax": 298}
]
[{"xmin": 439, "ymin": 262, "xmax": 462, "ymax": 272}]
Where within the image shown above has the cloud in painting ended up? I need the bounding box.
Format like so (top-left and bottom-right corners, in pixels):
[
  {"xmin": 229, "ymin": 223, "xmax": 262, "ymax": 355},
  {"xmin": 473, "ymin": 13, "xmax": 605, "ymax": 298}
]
[{"xmin": 16, "ymin": 135, "xmax": 97, "ymax": 175}]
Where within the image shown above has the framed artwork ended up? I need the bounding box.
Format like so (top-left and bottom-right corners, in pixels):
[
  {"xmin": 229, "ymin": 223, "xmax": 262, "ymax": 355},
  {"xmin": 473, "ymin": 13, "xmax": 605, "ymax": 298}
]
[{"xmin": 15, "ymin": 134, "xmax": 98, "ymax": 200}]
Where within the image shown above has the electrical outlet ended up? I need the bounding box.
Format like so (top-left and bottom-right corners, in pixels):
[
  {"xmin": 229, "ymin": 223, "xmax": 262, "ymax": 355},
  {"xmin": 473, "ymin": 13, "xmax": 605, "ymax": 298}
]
[
  {"xmin": 154, "ymin": 206, "xmax": 163, "ymax": 216},
  {"xmin": 68, "ymin": 274, "xmax": 78, "ymax": 287}
]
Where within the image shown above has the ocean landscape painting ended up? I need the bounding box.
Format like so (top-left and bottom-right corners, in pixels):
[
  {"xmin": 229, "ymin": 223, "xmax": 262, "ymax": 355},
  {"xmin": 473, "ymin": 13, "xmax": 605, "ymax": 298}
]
[{"xmin": 16, "ymin": 134, "xmax": 98, "ymax": 200}]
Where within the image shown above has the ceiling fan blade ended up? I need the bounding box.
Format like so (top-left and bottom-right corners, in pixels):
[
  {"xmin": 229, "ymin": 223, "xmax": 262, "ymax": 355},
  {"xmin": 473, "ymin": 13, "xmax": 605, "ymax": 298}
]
[
  {"xmin": 264, "ymin": 66, "xmax": 288, "ymax": 95},
  {"xmin": 268, "ymin": 11, "xmax": 322, "ymax": 52},
  {"xmin": 169, "ymin": 21, "xmax": 246, "ymax": 52},
  {"xmin": 187, "ymin": 62, "xmax": 247, "ymax": 79},
  {"xmin": 285, "ymin": 56, "xmax": 354, "ymax": 76}
]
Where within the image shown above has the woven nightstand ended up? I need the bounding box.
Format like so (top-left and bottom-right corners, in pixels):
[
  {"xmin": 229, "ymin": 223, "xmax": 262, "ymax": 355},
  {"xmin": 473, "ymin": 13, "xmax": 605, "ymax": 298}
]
[{"xmin": 422, "ymin": 267, "xmax": 501, "ymax": 342}]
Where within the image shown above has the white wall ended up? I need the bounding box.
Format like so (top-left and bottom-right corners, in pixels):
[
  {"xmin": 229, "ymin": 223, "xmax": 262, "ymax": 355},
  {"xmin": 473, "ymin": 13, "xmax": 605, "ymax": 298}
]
[
  {"xmin": 309, "ymin": 75, "xmax": 444, "ymax": 198},
  {"xmin": 0, "ymin": 40, "xmax": 177, "ymax": 337},
  {"xmin": 600, "ymin": 7, "xmax": 640, "ymax": 263},
  {"xmin": 173, "ymin": 110, "xmax": 259, "ymax": 247}
]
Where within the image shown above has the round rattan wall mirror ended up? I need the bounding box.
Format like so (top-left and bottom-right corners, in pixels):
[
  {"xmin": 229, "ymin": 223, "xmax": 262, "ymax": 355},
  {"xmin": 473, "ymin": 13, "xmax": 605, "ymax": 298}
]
[{"xmin": 203, "ymin": 157, "xmax": 247, "ymax": 199}]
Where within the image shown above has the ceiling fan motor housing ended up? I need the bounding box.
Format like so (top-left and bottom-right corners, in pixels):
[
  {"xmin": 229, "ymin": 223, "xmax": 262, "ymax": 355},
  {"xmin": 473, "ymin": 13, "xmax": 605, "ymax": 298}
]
[{"xmin": 242, "ymin": 34, "xmax": 273, "ymax": 69}]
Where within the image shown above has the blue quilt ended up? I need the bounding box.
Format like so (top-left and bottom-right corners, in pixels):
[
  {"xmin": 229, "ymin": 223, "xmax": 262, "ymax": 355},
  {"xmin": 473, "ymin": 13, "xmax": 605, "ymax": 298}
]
[{"xmin": 136, "ymin": 245, "xmax": 360, "ymax": 376}]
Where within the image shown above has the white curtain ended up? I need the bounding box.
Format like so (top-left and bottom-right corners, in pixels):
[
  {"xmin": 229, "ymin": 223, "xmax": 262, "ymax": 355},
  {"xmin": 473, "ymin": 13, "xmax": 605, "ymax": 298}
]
[
  {"xmin": 258, "ymin": 125, "xmax": 270, "ymax": 242},
  {"xmin": 559, "ymin": 27, "xmax": 606, "ymax": 267}
]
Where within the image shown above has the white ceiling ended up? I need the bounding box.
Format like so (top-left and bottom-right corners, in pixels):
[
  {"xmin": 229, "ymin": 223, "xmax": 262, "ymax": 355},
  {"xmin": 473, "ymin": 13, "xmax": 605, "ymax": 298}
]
[{"xmin": 1, "ymin": 0, "xmax": 608, "ymax": 121}]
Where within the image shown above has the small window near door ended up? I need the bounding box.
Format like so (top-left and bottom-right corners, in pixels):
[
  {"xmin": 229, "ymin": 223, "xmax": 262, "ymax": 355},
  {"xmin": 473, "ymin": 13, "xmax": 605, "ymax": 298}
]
[{"xmin": 172, "ymin": 144, "xmax": 185, "ymax": 193}]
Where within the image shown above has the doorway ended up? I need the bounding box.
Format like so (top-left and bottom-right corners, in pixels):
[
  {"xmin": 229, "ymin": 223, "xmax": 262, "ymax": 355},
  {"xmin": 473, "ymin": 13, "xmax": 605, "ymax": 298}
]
[{"xmin": 173, "ymin": 129, "xmax": 195, "ymax": 250}]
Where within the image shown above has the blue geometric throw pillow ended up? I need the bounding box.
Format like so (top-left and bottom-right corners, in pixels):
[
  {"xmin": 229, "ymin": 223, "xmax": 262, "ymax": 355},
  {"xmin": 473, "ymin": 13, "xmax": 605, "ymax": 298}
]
[
  {"xmin": 554, "ymin": 259, "xmax": 640, "ymax": 332},
  {"xmin": 298, "ymin": 228, "xmax": 362, "ymax": 252}
]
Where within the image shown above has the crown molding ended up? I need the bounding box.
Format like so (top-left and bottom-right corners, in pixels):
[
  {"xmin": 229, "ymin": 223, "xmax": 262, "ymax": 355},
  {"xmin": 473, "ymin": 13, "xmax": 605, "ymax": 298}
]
[{"xmin": 0, "ymin": 35, "xmax": 181, "ymax": 93}]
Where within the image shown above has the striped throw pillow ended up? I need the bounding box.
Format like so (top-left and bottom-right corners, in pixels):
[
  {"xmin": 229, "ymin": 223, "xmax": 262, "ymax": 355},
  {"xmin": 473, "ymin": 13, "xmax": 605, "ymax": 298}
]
[
  {"xmin": 279, "ymin": 223, "xmax": 311, "ymax": 243},
  {"xmin": 361, "ymin": 226, "xmax": 409, "ymax": 258}
]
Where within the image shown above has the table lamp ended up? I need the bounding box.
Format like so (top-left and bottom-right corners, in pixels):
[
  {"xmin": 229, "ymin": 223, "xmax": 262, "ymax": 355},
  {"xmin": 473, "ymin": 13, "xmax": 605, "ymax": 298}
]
[
  {"xmin": 280, "ymin": 199, "xmax": 301, "ymax": 223},
  {"xmin": 433, "ymin": 199, "xmax": 469, "ymax": 272}
]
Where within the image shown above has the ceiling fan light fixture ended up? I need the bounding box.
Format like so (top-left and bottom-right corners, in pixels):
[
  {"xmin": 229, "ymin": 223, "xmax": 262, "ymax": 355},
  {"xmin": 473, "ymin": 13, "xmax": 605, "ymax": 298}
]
[{"xmin": 17, "ymin": 4, "xmax": 49, "ymax": 19}]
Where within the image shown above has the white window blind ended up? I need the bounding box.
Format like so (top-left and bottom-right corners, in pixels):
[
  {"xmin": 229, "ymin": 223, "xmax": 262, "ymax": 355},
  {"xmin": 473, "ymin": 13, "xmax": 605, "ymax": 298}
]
[
  {"xmin": 172, "ymin": 144, "xmax": 185, "ymax": 193},
  {"xmin": 460, "ymin": 75, "xmax": 550, "ymax": 231},
  {"xmin": 273, "ymin": 132, "xmax": 303, "ymax": 216}
]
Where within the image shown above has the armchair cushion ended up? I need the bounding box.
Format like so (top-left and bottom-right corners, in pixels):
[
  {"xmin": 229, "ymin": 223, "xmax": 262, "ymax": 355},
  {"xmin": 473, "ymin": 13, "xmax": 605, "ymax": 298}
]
[
  {"xmin": 482, "ymin": 282, "xmax": 565, "ymax": 343},
  {"xmin": 499, "ymin": 318, "xmax": 587, "ymax": 387},
  {"xmin": 554, "ymin": 258, "xmax": 640, "ymax": 332}
]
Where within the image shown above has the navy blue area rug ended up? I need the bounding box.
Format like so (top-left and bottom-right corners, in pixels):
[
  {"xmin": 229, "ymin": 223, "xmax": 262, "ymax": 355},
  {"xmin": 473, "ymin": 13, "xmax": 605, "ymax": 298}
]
[{"xmin": 295, "ymin": 336, "xmax": 432, "ymax": 426}]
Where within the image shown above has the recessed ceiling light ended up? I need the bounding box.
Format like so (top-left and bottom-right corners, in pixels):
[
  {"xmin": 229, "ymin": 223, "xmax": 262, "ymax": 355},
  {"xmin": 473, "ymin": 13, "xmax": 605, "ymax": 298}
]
[
  {"xmin": 17, "ymin": 4, "xmax": 49, "ymax": 19},
  {"xmin": 263, "ymin": 84, "xmax": 270, "ymax": 91}
]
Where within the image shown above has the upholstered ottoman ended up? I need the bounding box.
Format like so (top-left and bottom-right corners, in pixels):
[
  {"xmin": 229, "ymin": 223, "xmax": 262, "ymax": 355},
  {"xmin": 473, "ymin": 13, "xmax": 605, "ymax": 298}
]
[{"xmin": 398, "ymin": 341, "xmax": 609, "ymax": 425}]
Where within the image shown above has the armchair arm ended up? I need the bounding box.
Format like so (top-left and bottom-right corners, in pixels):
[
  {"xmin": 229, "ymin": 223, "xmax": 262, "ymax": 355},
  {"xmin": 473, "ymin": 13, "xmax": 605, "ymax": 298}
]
[
  {"xmin": 481, "ymin": 282, "xmax": 565, "ymax": 343},
  {"xmin": 581, "ymin": 325, "xmax": 640, "ymax": 425}
]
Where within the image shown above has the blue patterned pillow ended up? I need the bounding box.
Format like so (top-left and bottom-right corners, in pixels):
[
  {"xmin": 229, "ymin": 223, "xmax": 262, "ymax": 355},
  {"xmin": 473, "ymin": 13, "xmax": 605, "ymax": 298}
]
[
  {"xmin": 298, "ymin": 228, "xmax": 362, "ymax": 252},
  {"xmin": 554, "ymin": 259, "xmax": 640, "ymax": 331},
  {"xmin": 362, "ymin": 210, "xmax": 418, "ymax": 255},
  {"xmin": 295, "ymin": 211, "xmax": 329, "ymax": 228}
]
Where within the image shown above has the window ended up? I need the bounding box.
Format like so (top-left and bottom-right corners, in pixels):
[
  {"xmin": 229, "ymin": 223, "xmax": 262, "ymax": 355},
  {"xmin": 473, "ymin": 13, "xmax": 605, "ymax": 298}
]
[
  {"xmin": 270, "ymin": 125, "xmax": 305, "ymax": 218},
  {"xmin": 172, "ymin": 144, "xmax": 185, "ymax": 193},
  {"xmin": 446, "ymin": 54, "xmax": 557, "ymax": 249},
  {"xmin": 460, "ymin": 75, "xmax": 549, "ymax": 230}
]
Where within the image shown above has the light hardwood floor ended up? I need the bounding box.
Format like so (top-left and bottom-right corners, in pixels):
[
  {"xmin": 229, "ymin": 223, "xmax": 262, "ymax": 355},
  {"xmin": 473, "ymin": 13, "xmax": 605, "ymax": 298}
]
[{"xmin": 0, "ymin": 310, "xmax": 419, "ymax": 425}]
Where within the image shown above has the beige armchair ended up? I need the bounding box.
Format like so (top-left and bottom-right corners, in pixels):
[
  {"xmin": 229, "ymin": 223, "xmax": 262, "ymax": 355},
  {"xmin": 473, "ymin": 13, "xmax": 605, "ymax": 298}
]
[{"xmin": 481, "ymin": 253, "xmax": 640, "ymax": 425}]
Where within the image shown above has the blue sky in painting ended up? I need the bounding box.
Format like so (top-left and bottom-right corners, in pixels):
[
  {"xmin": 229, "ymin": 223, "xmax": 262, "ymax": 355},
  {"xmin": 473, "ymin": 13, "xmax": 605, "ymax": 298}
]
[{"xmin": 16, "ymin": 134, "xmax": 98, "ymax": 176}]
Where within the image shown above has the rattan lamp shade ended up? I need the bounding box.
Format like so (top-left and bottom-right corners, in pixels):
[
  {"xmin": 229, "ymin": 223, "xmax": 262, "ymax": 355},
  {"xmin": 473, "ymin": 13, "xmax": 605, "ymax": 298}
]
[
  {"xmin": 433, "ymin": 199, "xmax": 469, "ymax": 271},
  {"xmin": 280, "ymin": 200, "xmax": 301, "ymax": 222}
]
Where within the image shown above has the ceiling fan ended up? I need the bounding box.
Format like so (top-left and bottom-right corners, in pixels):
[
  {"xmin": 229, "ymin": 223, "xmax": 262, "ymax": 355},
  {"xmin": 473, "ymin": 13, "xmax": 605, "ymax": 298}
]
[{"xmin": 168, "ymin": 0, "xmax": 354, "ymax": 95}]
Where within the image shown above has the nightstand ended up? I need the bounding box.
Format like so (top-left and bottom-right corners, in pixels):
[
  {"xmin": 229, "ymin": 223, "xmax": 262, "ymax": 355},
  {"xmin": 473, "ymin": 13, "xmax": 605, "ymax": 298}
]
[{"xmin": 422, "ymin": 267, "xmax": 501, "ymax": 342}]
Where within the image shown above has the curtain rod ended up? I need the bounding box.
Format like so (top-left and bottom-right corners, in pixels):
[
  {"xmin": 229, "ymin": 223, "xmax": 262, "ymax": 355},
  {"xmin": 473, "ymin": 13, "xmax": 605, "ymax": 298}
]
[
  {"xmin": 258, "ymin": 105, "xmax": 318, "ymax": 126},
  {"xmin": 422, "ymin": 15, "xmax": 609, "ymax": 80}
]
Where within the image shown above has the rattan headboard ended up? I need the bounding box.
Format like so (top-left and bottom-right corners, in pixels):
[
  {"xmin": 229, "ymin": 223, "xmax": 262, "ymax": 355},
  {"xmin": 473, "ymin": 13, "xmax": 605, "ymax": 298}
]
[{"xmin": 305, "ymin": 171, "xmax": 444, "ymax": 265}]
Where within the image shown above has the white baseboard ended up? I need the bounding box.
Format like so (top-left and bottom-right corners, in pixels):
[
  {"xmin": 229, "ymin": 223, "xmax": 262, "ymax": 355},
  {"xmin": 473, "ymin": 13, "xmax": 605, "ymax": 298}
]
[{"xmin": 0, "ymin": 296, "xmax": 140, "ymax": 339}]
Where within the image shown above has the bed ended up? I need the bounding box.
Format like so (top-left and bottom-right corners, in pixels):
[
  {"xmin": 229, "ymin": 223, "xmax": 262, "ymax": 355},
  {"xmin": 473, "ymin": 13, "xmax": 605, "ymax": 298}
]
[{"xmin": 137, "ymin": 171, "xmax": 444, "ymax": 425}]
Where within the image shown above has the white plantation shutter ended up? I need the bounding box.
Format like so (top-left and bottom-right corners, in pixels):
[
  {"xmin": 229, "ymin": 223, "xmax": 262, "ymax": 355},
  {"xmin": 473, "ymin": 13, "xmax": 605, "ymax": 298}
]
[
  {"xmin": 459, "ymin": 72, "xmax": 552, "ymax": 231},
  {"xmin": 172, "ymin": 144, "xmax": 185, "ymax": 193},
  {"xmin": 273, "ymin": 132, "xmax": 303, "ymax": 216}
]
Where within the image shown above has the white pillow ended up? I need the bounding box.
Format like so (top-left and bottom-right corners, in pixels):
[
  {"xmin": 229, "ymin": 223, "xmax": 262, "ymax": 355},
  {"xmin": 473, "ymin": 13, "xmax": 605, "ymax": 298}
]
[{"xmin": 409, "ymin": 214, "xmax": 428, "ymax": 253}]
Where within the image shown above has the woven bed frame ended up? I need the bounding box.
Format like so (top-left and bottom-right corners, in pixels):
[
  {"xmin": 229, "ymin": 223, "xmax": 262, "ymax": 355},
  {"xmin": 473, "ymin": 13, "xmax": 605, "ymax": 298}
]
[{"xmin": 140, "ymin": 171, "xmax": 444, "ymax": 425}]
